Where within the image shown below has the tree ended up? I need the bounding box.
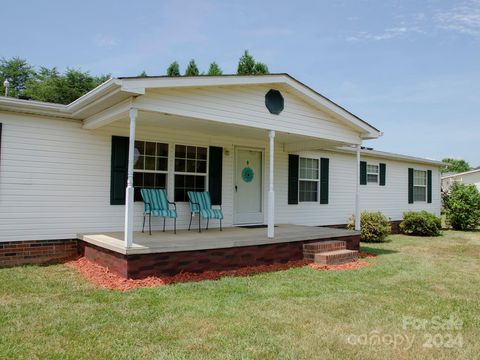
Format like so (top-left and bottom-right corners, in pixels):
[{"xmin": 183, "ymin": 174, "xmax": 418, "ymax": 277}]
[
  {"xmin": 207, "ymin": 62, "xmax": 223, "ymax": 75},
  {"xmin": 237, "ymin": 50, "xmax": 256, "ymax": 75},
  {"xmin": 184, "ymin": 59, "xmax": 199, "ymax": 76},
  {"xmin": 166, "ymin": 61, "xmax": 180, "ymax": 76},
  {"xmin": 237, "ymin": 50, "xmax": 270, "ymax": 75},
  {"xmin": 0, "ymin": 57, "xmax": 35, "ymax": 97},
  {"xmin": 254, "ymin": 62, "xmax": 269, "ymax": 75},
  {"xmin": 441, "ymin": 158, "xmax": 470, "ymax": 174},
  {"xmin": 25, "ymin": 67, "xmax": 109, "ymax": 104},
  {"xmin": 138, "ymin": 70, "xmax": 148, "ymax": 77},
  {"xmin": 443, "ymin": 183, "xmax": 480, "ymax": 230}
]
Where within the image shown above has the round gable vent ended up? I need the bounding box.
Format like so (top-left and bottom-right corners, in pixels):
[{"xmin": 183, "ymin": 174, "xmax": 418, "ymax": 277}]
[{"xmin": 265, "ymin": 89, "xmax": 284, "ymax": 115}]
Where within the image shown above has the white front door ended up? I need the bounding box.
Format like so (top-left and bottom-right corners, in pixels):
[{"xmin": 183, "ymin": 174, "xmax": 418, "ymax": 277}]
[{"xmin": 234, "ymin": 148, "xmax": 263, "ymax": 224}]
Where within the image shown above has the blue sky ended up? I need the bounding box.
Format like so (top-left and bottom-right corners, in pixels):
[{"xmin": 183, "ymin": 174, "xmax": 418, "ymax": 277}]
[{"xmin": 2, "ymin": 0, "xmax": 479, "ymax": 164}]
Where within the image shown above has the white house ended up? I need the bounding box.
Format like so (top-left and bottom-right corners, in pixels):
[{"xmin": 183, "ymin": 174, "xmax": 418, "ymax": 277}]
[
  {"xmin": 0, "ymin": 74, "xmax": 443, "ymax": 276},
  {"xmin": 442, "ymin": 169, "xmax": 480, "ymax": 192}
]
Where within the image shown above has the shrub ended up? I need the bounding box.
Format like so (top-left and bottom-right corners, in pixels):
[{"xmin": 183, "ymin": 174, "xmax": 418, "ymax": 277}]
[
  {"xmin": 442, "ymin": 183, "xmax": 480, "ymax": 230},
  {"xmin": 347, "ymin": 211, "xmax": 391, "ymax": 242},
  {"xmin": 400, "ymin": 211, "xmax": 442, "ymax": 236}
]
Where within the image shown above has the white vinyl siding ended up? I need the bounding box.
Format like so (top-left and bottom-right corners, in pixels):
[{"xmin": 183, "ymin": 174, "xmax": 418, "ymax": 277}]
[{"xmin": 0, "ymin": 112, "xmax": 441, "ymax": 242}]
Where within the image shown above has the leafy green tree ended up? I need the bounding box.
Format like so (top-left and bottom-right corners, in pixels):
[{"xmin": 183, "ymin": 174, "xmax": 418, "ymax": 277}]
[
  {"xmin": 441, "ymin": 158, "xmax": 470, "ymax": 174},
  {"xmin": 184, "ymin": 59, "xmax": 199, "ymax": 76},
  {"xmin": 138, "ymin": 70, "xmax": 148, "ymax": 77},
  {"xmin": 237, "ymin": 50, "xmax": 270, "ymax": 75},
  {"xmin": 166, "ymin": 61, "xmax": 180, "ymax": 76},
  {"xmin": 0, "ymin": 57, "xmax": 35, "ymax": 97},
  {"xmin": 25, "ymin": 68, "xmax": 109, "ymax": 104},
  {"xmin": 237, "ymin": 50, "xmax": 256, "ymax": 75},
  {"xmin": 207, "ymin": 62, "xmax": 223, "ymax": 75},
  {"xmin": 254, "ymin": 62, "xmax": 269, "ymax": 75},
  {"xmin": 443, "ymin": 183, "xmax": 480, "ymax": 230}
]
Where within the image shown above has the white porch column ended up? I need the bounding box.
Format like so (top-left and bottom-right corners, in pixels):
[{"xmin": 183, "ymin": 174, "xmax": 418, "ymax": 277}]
[
  {"xmin": 124, "ymin": 108, "xmax": 138, "ymax": 248},
  {"xmin": 355, "ymin": 144, "xmax": 361, "ymax": 231},
  {"xmin": 267, "ymin": 130, "xmax": 275, "ymax": 238}
]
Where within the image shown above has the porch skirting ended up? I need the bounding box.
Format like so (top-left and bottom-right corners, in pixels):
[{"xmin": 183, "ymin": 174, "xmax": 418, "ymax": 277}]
[{"xmin": 78, "ymin": 234, "xmax": 360, "ymax": 279}]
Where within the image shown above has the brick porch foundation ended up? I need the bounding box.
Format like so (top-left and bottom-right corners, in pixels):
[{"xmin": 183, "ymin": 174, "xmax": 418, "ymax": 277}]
[
  {"xmin": 78, "ymin": 234, "xmax": 360, "ymax": 279},
  {"xmin": 0, "ymin": 239, "xmax": 78, "ymax": 268}
]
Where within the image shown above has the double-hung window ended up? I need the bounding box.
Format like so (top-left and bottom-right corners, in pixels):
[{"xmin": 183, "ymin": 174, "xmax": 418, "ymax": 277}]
[
  {"xmin": 367, "ymin": 164, "xmax": 379, "ymax": 183},
  {"xmin": 133, "ymin": 140, "xmax": 168, "ymax": 201},
  {"xmin": 174, "ymin": 145, "xmax": 207, "ymax": 202},
  {"xmin": 299, "ymin": 157, "xmax": 319, "ymax": 202},
  {"xmin": 413, "ymin": 170, "xmax": 427, "ymax": 202}
]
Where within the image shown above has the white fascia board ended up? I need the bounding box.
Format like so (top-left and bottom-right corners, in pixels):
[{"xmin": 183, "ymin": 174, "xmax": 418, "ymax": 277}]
[
  {"xmin": 0, "ymin": 96, "xmax": 70, "ymax": 118},
  {"xmin": 335, "ymin": 146, "xmax": 445, "ymax": 166}
]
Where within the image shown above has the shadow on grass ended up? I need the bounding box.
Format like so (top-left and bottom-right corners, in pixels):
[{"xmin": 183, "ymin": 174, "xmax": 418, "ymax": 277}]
[{"xmin": 359, "ymin": 245, "xmax": 398, "ymax": 256}]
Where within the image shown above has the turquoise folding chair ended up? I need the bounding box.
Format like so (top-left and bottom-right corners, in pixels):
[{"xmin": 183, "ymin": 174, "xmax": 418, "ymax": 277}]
[
  {"xmin": 140, "ymin": 188, "xmax": 177, "ymax": 235},
  {"xmin": 187, "ymin": 191, "xmax": 223, "ymax": 232}
]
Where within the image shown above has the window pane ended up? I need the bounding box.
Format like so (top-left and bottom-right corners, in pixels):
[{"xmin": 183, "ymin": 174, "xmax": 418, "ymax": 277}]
[
  {"xmin": 134, "ymin": 172, "xmax": 143, "ymax": 187},
  {"xmin": 157, "ymin": 143, "xmax": 168, "ymax": 157},
  {"xmin": 413, "ymin": 186, "xmax": 426, "ymax": 201},
  {"xmin": 174, "ymin": 174, "xmax": 206, "ymax": 202},
  {"xmin": 299, "ymin": 180, "xmax": 318, "ymax": 202},
  {"xmin": 414, "ymin": 170, "xmax": 426, "ymax": 186},
  {"xmin": 156, "ymin": 157, "xmax": 168, "ymax": 171},
  {"xmin": 134, "ymin": 155, "xmax": 144, "ymax": 170},
  {"xmin": 175, "ymin": 145, "xmax": 186, "ymax": 158},
  {"xmin": 196, "ymin": 160, "xmax": 207, "ymax": 173},
  {"xmin": 367, "ymin": 164, "xmax": 379, "ymax": 174},
  {"xmin": 145, "ymin": 142, "xmax": 156, "ymax": 156},
  {"xmin": 135, "ymin": 141, "xmax": 144, "ymax": 155},
  {"xmin": 144, "ymin": 173, "xmax": 155, "ymax": 187},
  {"xmin": 175, "ymin": 159, "xmax": 186, "ymax": 172},
  {"xmin": 299, "ymin": 157, "xmax": 319, "ymax": 180},
  {"xmin": 186, "ymin": 146, "xmax": 196, "ymax": 159},
  {"xmin": 145, "ymin": 156, "xmax": 156, "ymax": 171},
  {"xmin": 155, "ymin": 173, "xmax": 166, "ymax": 188},
  {"xmin": 186, "ymin": 159, "xmax": 196, "ymax": 172},
  {"xmin": 367, "ymin": 174, "xmax": 378, "ymax": 183},
  {"xmin": 197, "ymin": 147, "xmax": 207, "ymax": 160}
]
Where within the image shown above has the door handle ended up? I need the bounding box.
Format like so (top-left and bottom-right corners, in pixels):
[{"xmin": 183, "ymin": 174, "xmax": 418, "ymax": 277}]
[{"xmin": 235, "ymin": 185, "xmax": 238, "ymax": 192}]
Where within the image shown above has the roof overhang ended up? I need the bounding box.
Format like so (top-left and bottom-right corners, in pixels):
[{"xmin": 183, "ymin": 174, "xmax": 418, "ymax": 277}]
[{"xmin": 0, "ymin": 73, "xmax": 381, "ymax": 139}]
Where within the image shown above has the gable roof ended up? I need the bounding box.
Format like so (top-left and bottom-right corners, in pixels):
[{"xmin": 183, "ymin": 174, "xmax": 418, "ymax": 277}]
[
  {"xmin": 0, "ymin": 73, "xmax": 381, "ymax": 139},
  {"xmin": 441, "ymin": 168, "xmax": 480, "ymax": 179}
]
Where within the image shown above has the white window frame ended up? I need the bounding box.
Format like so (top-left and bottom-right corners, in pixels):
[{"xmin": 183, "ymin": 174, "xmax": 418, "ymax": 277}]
[
  {"xmin": 367, "ymin": 163, "xmax": 379, "ymax": 184},
  {"xmin": 413, "ymin": 169, "xmax": 427, "ymax": 202},
  {"xmin": 298, "ymin": 156, "xmax": 320, "ymax": 203},
  {"xmin": 173, "ymin": 143, "xmax": 209, "ymax": 202},
  {"xmin": 133, "ymin": 140, "xmax": 169, "ymax": 201}
]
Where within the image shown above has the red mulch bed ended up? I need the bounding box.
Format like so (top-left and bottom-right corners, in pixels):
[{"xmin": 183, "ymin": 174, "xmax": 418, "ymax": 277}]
[{"xmin": 65, "ymin": 252, "xmax": 375, "ymax": 291}]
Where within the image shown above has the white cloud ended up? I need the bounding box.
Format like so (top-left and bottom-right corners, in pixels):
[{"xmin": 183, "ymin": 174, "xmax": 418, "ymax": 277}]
[
  {"xmin": 94, "ymin": 34, "xmax": 119, "ymax": 49},
  {"xmin": 435, "ymin": 1, "xmax": 480, "ymax": 37},
  {"xmin": 346, "ymin": 26, "xmax": 420, "ymax": 42}
]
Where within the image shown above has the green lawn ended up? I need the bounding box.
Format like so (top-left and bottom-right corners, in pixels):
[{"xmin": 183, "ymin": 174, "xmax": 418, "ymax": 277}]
[{"xmin": 1, "ymin": 231, "xmax": 479, "ymax": 360}]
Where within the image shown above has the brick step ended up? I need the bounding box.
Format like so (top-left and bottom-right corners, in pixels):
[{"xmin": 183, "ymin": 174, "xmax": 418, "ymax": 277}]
[
  {"xmin": 314, "ymin": 249, "xmax": 359, "ymax": 265},
  {"xmin": 303, "ymin": 240, "xmax": 346, "ymax": 261}
]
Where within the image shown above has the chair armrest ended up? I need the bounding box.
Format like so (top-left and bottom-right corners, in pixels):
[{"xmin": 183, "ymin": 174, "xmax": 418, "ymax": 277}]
[
  {"xmin": 168, "ymin": 200, "xmax": 177, "ymax": 210},
  {"xmin": 212, "ymin": 204, "xmax": 222, "ymax": 211},
  {"xmin": 144, "ymin": 201, "xmax": 151, "ymax": 212}
]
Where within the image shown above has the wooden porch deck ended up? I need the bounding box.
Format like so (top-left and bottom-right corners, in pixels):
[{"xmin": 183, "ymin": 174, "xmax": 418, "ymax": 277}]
[{"xmin": 78, "ymin": 224, "xmax": 359, "ymax": 255}]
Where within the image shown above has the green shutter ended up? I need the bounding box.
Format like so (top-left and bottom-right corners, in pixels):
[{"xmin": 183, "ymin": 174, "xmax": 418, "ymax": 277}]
[
  {"xmin": 408, "ymin": 168, "xmax": 414, "ymax": 204},
  {"xmin": 379, "ymin": 163, "xmax": 386, "ymax": 186},
  {"xmin": 427, "ymin": 170, "xmax": 432, "ymax": 203},
  {"xmin": 360, "ymin": 161, "xmax": 367, "ymax": 185},
  {"xmin": 288, "ymin": 154, "xmax": 299, "ymax": 204},
  {"xmin": 320, "ymin": 158, "xmax": 329, "ymax": 204},
  {"xmin": 110, "ymin": 136, "xmax": 129, "ymax": 205},
  {"xmin": 208, "ymin": 146, "xmax": 223, "ymax": 205}
]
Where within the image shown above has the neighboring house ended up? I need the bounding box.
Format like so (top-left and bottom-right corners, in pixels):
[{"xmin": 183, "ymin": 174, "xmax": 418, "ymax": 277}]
[
  {"xmin": 442, "ymin": 169, "xmax": 480, "ymax": 192},
  {"xmin": 0, "ymin": 74, "xmax": 444, "ymax": 276}
]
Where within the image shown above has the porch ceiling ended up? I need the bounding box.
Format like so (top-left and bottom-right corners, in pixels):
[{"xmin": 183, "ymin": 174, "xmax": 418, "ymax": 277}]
[{"xmin": 111, "ymin": 110, "xmax": 352, "ymax": 152}]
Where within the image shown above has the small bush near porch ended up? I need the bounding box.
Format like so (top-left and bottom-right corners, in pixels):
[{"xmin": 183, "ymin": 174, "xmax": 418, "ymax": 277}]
[{"xmin": 0, "ymin": 231, "xmax": 479, "ymax": 359}]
